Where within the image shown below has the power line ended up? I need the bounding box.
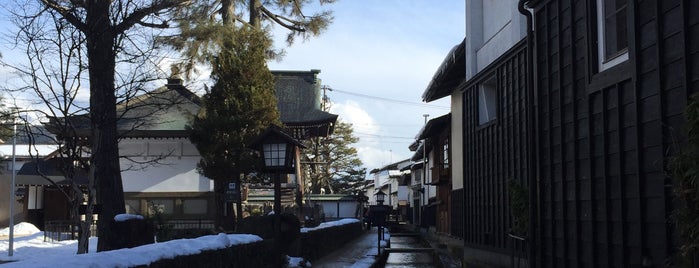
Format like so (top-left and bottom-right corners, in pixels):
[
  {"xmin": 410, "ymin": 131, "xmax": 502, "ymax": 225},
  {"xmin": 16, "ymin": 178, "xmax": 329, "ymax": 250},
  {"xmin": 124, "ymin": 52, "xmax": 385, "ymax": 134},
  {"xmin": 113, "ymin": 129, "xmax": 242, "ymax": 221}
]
[
  {"xmin": 354, "ymin": 132, "xmax": 416, "ymax": 140},
  {"xmin": 326, "ymin": 87, "xmax": 449, "ymax": 109}
]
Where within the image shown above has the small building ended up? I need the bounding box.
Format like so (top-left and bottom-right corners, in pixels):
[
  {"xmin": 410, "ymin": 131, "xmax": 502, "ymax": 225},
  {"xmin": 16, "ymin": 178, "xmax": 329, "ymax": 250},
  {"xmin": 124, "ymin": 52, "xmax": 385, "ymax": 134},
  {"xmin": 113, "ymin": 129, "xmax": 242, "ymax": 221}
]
[{"xmin": 1, "ymin": 69, "xmax": 339, "ymax": 230}]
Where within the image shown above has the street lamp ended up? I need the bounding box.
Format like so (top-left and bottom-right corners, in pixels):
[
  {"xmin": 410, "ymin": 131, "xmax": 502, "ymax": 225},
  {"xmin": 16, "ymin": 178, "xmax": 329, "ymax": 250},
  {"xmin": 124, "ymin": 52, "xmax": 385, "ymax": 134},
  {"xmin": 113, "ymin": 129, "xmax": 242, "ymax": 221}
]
[
  {"xmin": 6, "ymin": 109, "xmax": 18, "ymax": 257},
  {"xmin": 250, "ymin": 125, "xmax": 304, "ymax": 266},
  {"xmin": 372, "ymin": 189, "xmax": 388, "ymax": 255},
  {"xmin": 251, "ymin": 125, "xmax": 304, "ymax": 215},
  {"xmin": 375, "ymin": 189, "xmax": 386, "ymax": 205}
]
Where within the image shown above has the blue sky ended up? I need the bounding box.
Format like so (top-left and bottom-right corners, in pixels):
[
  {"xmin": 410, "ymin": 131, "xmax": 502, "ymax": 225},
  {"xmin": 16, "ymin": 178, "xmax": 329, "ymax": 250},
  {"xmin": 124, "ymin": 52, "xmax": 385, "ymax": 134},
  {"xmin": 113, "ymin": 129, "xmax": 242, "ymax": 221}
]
[
  {"xmin": 0, "ymin": 1, "xmax": 466, "ymax": 172},
  {"xmin": 267, "ymin": 1, "xmax": 464, "ymax": 170}
]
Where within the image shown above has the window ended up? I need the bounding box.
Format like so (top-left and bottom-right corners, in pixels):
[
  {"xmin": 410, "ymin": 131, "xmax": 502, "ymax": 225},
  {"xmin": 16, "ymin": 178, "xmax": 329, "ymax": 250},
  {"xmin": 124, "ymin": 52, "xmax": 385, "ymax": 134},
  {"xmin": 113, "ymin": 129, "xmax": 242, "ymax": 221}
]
[
  {"xmin": 442, "ymin": 139, "xmax": 449, "ymax": 169},
  {"xmin": 148, "ymin": 199, "xmax": 174, "ymax": 215},
  {"xmin": 183, "ymin": 199, "xmax": 207, "ymax": 214},
  {"xmin": 262, "ymin": 143, "xmax": 286, "ymax": 167},
  {"xmin": 478, "ymin": 76, "xmax": 497, "ymax": 125},
  {"xmin": 125, "ymin": 200, "xmax": 141, "ymax": 214},
  {"xmin": 597, "ymin": 0, "xmax": 628, "ymax": 71}
]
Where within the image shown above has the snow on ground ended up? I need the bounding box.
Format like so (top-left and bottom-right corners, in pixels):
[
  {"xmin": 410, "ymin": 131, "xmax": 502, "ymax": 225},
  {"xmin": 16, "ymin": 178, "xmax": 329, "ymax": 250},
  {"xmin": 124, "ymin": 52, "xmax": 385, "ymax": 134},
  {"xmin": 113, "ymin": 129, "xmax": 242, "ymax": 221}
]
[
  {"xmin": 1, "ymin": 219, "xmax": 364, "ymax": 267},
  {"xmin": 0, "ymin": 222, "xmax": 261, "ymax": 268},
  {"xmin": 300, "ymin": 218, "xmax": 359, "ymax": 233},
  {"xmin": 0, "ymin": 222, "xmax": 40, "ymax": 236}
]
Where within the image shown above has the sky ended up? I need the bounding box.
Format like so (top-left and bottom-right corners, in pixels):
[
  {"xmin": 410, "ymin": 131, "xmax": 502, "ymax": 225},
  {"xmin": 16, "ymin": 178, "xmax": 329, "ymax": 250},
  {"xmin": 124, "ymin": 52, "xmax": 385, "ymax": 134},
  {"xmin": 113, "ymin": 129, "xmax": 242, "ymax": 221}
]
[
  {"xmin": 0, "ymin": 1, "xmax": 466, "ymax": 174},
  {"xmin": 267, "ymin": 1, "xmax": 465, "ymax": 170},
  {"xmin": 0, "ymin": 219, "xmax": 376, "ymax": 267}
]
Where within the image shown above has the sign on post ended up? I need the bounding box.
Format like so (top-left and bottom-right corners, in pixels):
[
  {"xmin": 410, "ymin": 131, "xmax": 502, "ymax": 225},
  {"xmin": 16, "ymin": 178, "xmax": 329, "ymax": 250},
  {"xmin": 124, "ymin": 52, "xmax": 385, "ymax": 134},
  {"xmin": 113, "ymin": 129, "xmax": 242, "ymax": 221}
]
[{"xmin": 225, "ymin": 182, "xmax": 240, "ymax": 202}]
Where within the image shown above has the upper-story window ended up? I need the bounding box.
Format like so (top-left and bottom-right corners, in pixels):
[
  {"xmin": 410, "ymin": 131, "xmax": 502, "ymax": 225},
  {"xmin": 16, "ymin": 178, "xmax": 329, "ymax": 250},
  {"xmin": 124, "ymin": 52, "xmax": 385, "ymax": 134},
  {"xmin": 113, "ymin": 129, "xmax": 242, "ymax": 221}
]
[
  {"xmin": 596, "ymin": 0, "xmax": 629, "ymax": 71},
  {"xmin": 478, "ymin": 75, "xmax": 497, "ymax": 125},
  {"xmin": 442, "ymin": 138, "xmax": 449, "ymax": 169}
]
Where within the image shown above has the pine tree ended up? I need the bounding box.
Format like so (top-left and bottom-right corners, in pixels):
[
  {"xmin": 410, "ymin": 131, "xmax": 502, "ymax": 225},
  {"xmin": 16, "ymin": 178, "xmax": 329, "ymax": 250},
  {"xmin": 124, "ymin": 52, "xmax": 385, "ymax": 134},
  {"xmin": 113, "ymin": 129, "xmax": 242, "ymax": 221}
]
[
  {"xmin": 162, "ymin": 0, "xmax": 335, "ymax": 76},
  {"xmin": 303, "ymin": 121, "xmax": 366, "ymax": 194},
  {"xmin": 187, "ymin": 26, "xmax": 280, "ymax": 230}
]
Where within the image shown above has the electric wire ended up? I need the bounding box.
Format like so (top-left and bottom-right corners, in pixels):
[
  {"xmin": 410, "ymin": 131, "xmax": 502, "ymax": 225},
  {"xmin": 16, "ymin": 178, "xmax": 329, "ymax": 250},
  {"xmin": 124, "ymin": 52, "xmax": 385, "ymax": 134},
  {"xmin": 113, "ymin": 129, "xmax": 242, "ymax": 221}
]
[{"xmin": 326, "ymin": 87, "xmax": 449, "ymax": 109}]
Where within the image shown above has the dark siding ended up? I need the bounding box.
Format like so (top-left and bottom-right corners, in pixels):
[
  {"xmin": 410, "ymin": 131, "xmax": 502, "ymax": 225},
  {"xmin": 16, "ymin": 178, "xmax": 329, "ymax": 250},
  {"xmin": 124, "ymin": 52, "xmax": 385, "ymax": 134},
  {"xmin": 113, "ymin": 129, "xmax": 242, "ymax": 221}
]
[
  {"xmin": 692, "ymin": 0, "xmax": 699, "ymax": 96},
  {"xmin": 451, "ymin": 188, "xmax": 464, "ymax": 239},
  {"xmin": 462, "ymin": 42, "xmax": 529, "ymax": 253},
  {"xmin": 531, "ymin": 0, "xmax": 698, "ymax": 266}
]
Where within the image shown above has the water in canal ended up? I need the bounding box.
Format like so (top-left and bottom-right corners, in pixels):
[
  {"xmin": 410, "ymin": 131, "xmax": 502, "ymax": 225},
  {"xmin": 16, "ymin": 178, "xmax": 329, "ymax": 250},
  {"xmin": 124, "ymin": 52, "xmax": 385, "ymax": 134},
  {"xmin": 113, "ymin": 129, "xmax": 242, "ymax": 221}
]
[{"xmin": 383, "ymin": 235, "xmax": 439, "ymax": 268}]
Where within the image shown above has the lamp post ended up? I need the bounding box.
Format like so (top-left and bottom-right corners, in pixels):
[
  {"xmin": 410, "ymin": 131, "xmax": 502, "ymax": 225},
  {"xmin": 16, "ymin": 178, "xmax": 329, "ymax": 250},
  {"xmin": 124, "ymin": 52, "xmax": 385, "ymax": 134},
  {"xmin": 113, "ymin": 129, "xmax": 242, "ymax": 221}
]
[
  {"xmin": 251, "ymin": 125, "xmax": 304, "ymax": 266},
  {"xmin": 7, "ymin": 114, "xmax": 16, "ymax": 257},
  {"xmin": 375, "ymin": 189, "xmax": 386, "ymax": 205},
  {"xmin": 373, "ymin": 189, "xmax": 387, "ymax": 255}
]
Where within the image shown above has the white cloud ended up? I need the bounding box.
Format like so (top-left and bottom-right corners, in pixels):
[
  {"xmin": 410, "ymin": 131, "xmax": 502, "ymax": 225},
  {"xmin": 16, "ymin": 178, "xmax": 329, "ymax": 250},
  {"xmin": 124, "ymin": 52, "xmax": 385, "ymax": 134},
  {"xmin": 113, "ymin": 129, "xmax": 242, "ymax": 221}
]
[{"xmin": 329, "ymin": 100, "xmax": 379, "ymax": 137}]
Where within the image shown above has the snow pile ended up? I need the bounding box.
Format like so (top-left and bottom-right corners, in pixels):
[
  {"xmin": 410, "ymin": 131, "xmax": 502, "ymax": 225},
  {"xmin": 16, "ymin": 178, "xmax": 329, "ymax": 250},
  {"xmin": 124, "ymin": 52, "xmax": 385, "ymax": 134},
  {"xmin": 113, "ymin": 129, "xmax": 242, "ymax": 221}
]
[
  {"xmin": 2, "ymin": 219, "xmax": 368, "ymax": 267},
  {"xmin": 300, "ymin": 218, "xmax": 359, "ymax": 233},
  {"xmin": 114, "ymin": 214, "xmax": 144, "ymax": 222},
  {"xmin": 1, "ymin": 222, "xmax": 262, "ymax": 268},
  {"xmin": 0, "ymin": 222, "xmax": 41, "ymax": 236}
]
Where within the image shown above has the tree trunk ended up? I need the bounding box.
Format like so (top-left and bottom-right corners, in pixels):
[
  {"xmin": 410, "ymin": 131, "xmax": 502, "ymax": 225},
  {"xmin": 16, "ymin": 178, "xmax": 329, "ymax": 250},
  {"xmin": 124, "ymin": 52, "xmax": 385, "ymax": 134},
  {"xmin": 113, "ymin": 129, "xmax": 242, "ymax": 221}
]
[
  {"xmin": 214, "ymin": 179, "xmax": 235, "ymax": 231},
  {"xmin": 220, "ymin": 0, "xmax": 236, "ymax": 26},
  {"xmin": 69, "ymin": 187, "xmax": 89, "ymax": 254},
  {"xmin": 249, "ymin": 0, "xmax": 261, "ymax": 28},
  {"xmin": 85, "ymin": 1, "xmax": 126, "ymax": 252}
]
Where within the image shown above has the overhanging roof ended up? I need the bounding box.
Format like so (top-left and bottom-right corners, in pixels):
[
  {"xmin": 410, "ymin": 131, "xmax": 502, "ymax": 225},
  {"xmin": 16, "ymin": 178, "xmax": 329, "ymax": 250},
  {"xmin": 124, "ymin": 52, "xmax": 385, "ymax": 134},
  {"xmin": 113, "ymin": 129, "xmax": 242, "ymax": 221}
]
[
  {"xmin": 415, "ymin": 113, "xmax": 451, "ymax": 140},
  {"xmin": 422, "ymin": 39, "xmax": 466, "ymax": 102},
  {"xmin": 6, "ymin": 158, "xmax": 89, "ymax": 186}
]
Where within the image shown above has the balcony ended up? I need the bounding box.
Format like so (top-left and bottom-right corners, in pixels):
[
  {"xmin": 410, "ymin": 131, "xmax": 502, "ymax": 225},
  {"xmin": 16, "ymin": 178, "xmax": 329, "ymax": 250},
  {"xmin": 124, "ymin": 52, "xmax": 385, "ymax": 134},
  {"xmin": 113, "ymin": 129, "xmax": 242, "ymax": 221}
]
[{"xmin": 428, "ymin": 162, "xmax": 450, "ymax": 185}]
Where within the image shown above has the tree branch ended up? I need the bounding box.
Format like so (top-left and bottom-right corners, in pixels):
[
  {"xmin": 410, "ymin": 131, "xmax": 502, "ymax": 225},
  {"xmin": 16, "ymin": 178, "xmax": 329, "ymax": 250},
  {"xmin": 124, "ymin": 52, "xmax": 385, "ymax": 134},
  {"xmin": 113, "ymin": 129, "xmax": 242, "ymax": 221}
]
[
  {"xmin": 259, "ymin": 6, "xmax": 305, "ymax": 32},
  {"xmin": 137, "ymin": 20, "xmax": 169, "ymax": 28},
  {"xmin": 115, "ymin": 0, "xmax": 191, "ymax": 34},
  {"xmin": 40, "ymin": 0, "xmax": 88, "ymax": 32}
]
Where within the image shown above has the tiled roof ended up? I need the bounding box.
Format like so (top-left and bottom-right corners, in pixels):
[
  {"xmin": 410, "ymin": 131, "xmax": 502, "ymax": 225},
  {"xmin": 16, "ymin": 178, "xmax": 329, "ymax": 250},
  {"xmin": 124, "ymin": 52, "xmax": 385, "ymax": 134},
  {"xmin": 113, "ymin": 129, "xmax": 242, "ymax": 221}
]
[{"xmin": 273, "ymin": 70, "xmax": 338, "ymax": 125}]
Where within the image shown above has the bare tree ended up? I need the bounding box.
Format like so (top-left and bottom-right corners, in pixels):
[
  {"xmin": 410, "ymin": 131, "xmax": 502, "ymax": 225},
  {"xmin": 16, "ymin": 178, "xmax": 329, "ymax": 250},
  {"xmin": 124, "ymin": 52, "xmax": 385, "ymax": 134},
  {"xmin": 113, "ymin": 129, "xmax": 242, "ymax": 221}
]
[
  {"xmin": 5, "ymin": 0, "xmax": 191, "ymax": 251},
  {"xmin": 0, "ymin": 8, "xmax": 93, "ymax": 253}
]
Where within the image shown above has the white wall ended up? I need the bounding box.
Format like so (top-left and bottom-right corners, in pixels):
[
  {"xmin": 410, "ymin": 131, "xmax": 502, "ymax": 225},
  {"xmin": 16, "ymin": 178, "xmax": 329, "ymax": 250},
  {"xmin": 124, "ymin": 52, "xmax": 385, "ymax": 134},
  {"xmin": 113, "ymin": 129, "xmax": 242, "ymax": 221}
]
[
  {"xmin": 319, "ymin": 201, "xmax": 357, "ymax": 219},
  {"xmin": 451, "ymin": 92, "xmax": 464, "ymax": 190},
  {"xmin": 466, "ymin": 0, "xmax": 527, "ymax": 80},
  {"xmin": 120, "ymin": 138, "xmax": 213, "ymax": 193}
]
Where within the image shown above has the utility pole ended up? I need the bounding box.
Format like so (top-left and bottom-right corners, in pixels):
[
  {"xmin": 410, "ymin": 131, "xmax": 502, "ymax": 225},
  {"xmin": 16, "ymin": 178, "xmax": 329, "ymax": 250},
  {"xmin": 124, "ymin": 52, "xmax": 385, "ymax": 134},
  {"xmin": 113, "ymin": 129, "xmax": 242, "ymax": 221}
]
[{"xmin": 321, "ymin": 85, "xmax": 332, "ymax": 111}]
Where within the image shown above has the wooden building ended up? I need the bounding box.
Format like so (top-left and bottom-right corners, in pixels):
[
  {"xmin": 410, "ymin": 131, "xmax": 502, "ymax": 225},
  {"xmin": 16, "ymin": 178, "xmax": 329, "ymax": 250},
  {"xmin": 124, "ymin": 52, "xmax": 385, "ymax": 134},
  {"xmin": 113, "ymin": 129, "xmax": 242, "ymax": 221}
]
[
  {"xmin": 422, "ymin": 0, "xmax": 699, "ymax": 266},
  {"xmin": 527, "ymin": 0, "xmax": 699, "ymax": 266},
  {"xmin": 23, "ymin": 70, "xmax": 338, "ymax": 229}
]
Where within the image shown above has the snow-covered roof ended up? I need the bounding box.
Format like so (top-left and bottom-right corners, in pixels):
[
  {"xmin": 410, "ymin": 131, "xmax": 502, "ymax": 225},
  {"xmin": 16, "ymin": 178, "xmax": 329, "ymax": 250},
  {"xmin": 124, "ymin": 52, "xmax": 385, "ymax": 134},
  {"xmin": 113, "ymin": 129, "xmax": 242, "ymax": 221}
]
[{"xmin": 0, "ymin": 144, "xmax": 57, "ymax": 159}]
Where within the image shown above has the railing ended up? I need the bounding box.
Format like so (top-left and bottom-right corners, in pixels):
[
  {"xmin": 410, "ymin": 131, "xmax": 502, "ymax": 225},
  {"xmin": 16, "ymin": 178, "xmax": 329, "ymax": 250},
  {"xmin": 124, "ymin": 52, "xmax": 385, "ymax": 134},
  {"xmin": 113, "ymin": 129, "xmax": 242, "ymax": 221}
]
[
  {"xmin": 508, "ymin": 233, "xmax": 528, "ymax": 268},
  {"xmin": 165, "ymin": 219, "xmax": 215, "ymax": 230},
  {"xmin": 44, "ymin": 220, "xmax": 98, "ymax": 242},
  {"xmin": 44, "ymin": 219, "xmax": 215, "ymax": 242}
]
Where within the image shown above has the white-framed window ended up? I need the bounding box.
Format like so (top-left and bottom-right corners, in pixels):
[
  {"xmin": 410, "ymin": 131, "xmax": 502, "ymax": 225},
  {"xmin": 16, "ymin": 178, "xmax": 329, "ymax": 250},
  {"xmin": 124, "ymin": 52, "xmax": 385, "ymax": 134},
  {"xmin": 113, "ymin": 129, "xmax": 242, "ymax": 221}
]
[
  {"xmin": 596, "ymin": 0, "xmax": 629, "ymax": 71},
  {"xmin": 478, "ymin": 76, "xmax": 497, "ymax": 125}
]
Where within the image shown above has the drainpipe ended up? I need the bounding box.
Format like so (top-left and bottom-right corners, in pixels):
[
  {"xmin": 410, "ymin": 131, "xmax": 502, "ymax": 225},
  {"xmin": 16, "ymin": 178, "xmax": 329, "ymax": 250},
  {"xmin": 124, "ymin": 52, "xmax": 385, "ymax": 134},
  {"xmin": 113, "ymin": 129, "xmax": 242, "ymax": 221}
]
[
  {"xmin": 518, "ymin": 1, "xmax": 536, "ymax": 267},
  {"xmin": 422, "ymin": 114, "xmax": 429, "ymax": 228}
]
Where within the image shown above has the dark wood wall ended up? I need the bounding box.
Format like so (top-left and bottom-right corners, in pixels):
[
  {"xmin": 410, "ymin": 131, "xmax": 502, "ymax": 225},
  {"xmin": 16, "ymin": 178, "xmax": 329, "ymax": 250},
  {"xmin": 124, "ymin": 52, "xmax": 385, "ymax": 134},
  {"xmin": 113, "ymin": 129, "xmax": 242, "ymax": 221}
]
[
  {"xmin": 451, "ymin": 188, "xmax": 464, "ymax": 239},
  {"xmin": 461, "ymin": 42, "xmax": 529, "ymax": 252},
  {"xmin": 531, "ymin": 0, "xmax": 699, "ymax": 267}
]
